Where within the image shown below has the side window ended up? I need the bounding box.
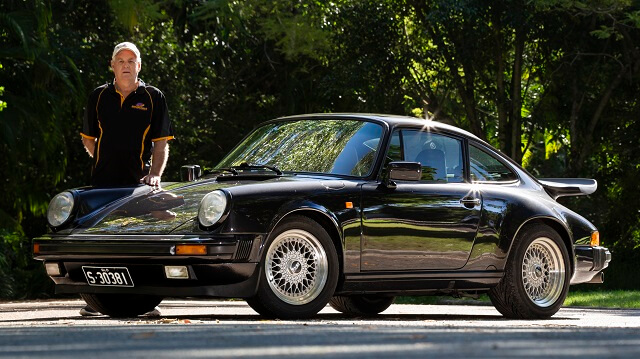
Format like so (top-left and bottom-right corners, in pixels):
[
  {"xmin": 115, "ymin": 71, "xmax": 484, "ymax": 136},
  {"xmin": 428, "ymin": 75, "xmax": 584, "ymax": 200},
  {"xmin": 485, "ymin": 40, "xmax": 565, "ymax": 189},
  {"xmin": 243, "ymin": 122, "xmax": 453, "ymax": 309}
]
[
  {"xmin": 469, "ymin": 145, "xmax": 518, "ymax": 182},
  {"xmin": 384, "ymin": 129, "xmax": 464, "ymax": 183}
]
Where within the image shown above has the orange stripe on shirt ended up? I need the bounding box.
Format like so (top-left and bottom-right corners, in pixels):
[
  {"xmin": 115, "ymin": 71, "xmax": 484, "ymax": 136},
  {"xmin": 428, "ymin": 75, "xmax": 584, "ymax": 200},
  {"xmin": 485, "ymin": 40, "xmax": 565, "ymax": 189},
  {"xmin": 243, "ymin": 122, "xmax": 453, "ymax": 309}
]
[
  {"xmin": 96, "ymin": 121, "xmax": 104, "ymax": 167},
  {"xmin": 80, "ymin": 132, "xmax": 96, "ymax": 140},
  {"xmin": 151, "ymin": 136, "xmax": 174, "ymax": 142},
  {"xmin": 139, "ymin": 125, "xmax": 151, "ymax": 170},
  {"xmin": 93, "ymin": 87, "xmax": 108, "ymax": 167}
]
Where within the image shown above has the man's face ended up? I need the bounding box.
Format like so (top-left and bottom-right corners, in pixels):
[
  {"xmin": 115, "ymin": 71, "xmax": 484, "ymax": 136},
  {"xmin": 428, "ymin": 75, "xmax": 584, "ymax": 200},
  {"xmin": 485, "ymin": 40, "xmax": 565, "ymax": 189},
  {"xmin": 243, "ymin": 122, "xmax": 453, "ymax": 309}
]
[{"xmin": 111, "ymin": 49, "xmax": 141, "ymax": 84}]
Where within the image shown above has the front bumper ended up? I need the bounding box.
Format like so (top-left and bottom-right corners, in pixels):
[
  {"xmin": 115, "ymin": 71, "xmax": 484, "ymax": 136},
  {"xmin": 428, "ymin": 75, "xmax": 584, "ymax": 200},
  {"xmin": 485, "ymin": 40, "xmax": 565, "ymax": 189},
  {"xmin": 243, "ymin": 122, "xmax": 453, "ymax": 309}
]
[
  {"xmin": 33, "ymin": 234, "xmax": 264, "ymax": 298},
  {"xmin": 570, "ymin": 245, "xmax": 612, "ymax": 284}
]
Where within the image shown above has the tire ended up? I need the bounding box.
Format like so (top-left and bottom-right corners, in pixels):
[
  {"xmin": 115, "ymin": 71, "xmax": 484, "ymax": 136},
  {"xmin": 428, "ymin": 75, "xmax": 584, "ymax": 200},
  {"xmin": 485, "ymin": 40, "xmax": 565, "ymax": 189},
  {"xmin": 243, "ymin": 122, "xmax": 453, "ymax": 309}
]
[
  {"xmin": 329, "ymin": 295, "xmax": 395, "ymax": 316},
  {"xmin": 246, "ymin": 215, "xmax": 339, "ymax": 319},
  {"xmin": 488, "ymin": 224, "xmax": 570, "ymax": 319},
  {"xmin": 80, "ymin": 293, "xmax": 163, "ymax": 318}
]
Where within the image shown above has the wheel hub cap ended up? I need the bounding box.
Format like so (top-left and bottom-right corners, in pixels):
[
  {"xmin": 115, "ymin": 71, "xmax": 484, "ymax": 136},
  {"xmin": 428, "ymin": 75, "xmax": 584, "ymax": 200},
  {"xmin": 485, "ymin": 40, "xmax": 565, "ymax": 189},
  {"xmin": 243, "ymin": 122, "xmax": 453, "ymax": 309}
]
[{"xmin": 289, "ymin": 261, "xmax": 302, "ymax": 274}]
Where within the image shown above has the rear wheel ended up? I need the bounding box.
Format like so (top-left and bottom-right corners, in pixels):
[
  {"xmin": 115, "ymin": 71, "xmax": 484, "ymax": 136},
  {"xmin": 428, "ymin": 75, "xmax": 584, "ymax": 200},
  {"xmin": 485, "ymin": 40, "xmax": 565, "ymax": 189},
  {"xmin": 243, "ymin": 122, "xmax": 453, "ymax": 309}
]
[
  {"xmin": 246, "ymin": 216, "xmax": 339, "ymax": 319},
  {"xmin": 489, "ymin": 224, "xmax": 570, "ymax": 319},
  {"xmin": 329, "ymin": 295, "xmax": 395, "ymax": 316},
  {"xmin": 80, "ymin": 293, "xmax": 163, "ymax": 318}
]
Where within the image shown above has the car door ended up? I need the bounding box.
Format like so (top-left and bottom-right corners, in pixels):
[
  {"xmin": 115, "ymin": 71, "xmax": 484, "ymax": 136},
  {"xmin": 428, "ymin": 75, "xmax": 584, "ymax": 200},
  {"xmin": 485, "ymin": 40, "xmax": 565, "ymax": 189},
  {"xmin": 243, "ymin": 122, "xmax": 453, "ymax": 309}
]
[{"xmin": 360, "ymin": 129, "xmax": 481, "ymax": 271}]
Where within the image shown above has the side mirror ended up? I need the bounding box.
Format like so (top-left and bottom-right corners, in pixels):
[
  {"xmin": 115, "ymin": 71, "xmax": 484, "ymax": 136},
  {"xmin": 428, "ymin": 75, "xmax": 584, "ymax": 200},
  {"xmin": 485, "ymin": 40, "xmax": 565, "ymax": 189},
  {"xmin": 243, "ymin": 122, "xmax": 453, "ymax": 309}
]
[
  {"xmin": 180, "ymin": 165, "xmax": 202, "ymax": 182},
  {"xmin": 384, "ymin": 161, "xmax": 422, "ymax": 188}
]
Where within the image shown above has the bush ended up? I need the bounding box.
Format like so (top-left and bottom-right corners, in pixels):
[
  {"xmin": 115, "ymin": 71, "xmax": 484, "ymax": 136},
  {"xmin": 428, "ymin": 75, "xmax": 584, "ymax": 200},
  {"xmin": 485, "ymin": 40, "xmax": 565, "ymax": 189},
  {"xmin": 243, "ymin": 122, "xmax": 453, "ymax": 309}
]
[{"xmin": 0, "ymin": 229, "xmax": 54, "ymax": 300}]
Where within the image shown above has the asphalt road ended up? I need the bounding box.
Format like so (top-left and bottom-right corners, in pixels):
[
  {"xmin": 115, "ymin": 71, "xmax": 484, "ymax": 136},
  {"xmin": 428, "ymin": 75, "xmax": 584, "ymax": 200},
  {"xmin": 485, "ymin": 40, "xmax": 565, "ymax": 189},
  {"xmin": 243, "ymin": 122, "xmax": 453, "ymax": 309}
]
[{"xmin": 1, "ymin": 299, "xmax": 639, "ymax": 358}]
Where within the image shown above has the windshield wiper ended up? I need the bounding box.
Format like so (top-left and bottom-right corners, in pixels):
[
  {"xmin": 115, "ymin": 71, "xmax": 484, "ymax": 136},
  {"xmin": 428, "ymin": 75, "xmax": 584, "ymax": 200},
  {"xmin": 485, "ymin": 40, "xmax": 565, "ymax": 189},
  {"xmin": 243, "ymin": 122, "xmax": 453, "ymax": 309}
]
[
  {"xmin": 235, "ymin": 162, "xmax": 283, "ymax": 175},
  {"xmin": 206, "ymin": 167, "xmax": 239, "ymax": 175}
]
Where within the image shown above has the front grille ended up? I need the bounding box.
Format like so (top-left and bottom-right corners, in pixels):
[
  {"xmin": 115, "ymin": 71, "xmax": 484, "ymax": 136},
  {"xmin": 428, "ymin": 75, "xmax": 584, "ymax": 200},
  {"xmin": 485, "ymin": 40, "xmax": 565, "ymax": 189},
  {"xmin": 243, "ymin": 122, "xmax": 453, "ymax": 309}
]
[{"xmin": 234, "ymin": 240, "xmax": 253, "ymax": 260}]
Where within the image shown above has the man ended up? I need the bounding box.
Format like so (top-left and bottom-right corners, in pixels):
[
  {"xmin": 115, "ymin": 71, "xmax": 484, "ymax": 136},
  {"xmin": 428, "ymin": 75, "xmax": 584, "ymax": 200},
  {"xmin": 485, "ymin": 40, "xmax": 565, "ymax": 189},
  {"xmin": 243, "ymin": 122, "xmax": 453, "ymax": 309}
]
[
  {"xmin": 81, "ymin": 41, "xmax": 174, "ymax": 188},
  {"xmin": 79, "ymin": 42, "xmax": 174, "ymax": 316}
]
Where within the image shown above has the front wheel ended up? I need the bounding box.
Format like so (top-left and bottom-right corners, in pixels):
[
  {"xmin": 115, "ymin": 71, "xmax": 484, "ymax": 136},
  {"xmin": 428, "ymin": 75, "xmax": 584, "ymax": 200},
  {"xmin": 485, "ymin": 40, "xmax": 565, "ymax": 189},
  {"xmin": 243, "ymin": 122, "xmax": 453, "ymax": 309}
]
[
  {"xmin": 80, "ymin": 293, "xmax": 163, "ymax": 318},
  {"xmin": 488, "ymin": 224, "xmax": 570, "ymax": 319},
  {"xmin": 246, "ymin": 216, "xmax": 339, "ymax": 319}
]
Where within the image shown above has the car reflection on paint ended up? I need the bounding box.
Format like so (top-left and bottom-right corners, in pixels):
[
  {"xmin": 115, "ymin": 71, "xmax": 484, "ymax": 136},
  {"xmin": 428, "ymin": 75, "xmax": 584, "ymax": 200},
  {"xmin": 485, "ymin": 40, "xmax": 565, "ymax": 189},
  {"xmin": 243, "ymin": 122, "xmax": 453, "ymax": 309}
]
[{"xmin": 34, "ymin": 114, "xmax": 610, "ymax": 319}]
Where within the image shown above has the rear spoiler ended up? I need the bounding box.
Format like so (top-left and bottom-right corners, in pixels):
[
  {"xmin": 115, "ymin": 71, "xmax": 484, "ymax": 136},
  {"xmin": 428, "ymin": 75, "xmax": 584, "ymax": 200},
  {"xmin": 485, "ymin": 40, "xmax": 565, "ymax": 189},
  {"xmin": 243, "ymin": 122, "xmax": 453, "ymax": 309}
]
[{"xmin": 538, "ymin": 178, "xmax": 597, "ymax": 199}]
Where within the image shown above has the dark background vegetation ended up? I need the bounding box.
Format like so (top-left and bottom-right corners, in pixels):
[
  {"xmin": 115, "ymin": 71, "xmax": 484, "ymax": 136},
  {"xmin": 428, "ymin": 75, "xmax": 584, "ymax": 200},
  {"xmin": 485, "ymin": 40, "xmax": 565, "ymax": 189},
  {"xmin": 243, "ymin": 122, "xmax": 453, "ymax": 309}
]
[{"xmin": 1, "ymin": 0, "xmax": 639, "ymax": 298}]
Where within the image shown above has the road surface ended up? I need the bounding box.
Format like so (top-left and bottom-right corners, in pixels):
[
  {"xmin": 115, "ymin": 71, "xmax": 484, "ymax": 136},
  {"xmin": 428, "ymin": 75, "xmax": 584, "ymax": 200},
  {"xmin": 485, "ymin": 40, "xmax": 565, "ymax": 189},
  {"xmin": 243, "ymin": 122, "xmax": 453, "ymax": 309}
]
[{"xmin": 1, "ymin": 299, "xmax": 639, "ymax": 358}]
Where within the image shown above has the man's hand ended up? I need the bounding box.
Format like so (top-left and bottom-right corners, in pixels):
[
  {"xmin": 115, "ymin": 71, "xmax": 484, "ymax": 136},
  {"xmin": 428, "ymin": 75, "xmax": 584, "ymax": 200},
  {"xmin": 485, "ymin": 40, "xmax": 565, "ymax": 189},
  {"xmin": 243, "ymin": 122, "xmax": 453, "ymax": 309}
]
[
  {"xmin": 141, "ymin": 174, "xmax": 162, "ymax": 187},
  {"xmin": 143, "ymin": 140, "xmax": 169, "ymax": 188}
]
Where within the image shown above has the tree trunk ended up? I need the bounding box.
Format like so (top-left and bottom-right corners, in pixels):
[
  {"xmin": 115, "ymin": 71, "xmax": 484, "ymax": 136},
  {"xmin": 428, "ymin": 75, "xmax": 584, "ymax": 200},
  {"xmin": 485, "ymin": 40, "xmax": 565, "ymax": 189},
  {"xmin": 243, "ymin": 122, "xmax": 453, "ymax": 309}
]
[
  {"xmin": 509, "ymin": 27, "xmax": 525, "ymax": 163},
  {"xmin": 493, "ymin": 6, "xmax": 508, "ymax": 153}
]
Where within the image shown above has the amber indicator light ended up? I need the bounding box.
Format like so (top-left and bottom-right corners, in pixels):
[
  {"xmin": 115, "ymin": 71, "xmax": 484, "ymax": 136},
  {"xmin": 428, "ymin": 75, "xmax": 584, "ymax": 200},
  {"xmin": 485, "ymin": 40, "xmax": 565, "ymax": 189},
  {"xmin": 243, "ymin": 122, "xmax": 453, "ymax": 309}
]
[
  {"xmin": 345, "ymin": 202, "xmax": 354, "ymax": 209},
  {"xmin": 176, "ymin": 245, "xmax": 207, "ymax": 255},
  {"xmin": 590, "ymin": 231, "xmax": 600, "ymax": 247},
  {"xmin": 33, "ymin": 243, "xmax": 40, "ymax": 254}
]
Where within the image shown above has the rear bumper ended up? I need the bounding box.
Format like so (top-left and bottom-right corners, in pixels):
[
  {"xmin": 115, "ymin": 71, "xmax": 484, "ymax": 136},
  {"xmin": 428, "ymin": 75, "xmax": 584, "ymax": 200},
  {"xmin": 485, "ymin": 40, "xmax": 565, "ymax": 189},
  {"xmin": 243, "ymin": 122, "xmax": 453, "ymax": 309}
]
[
  {"xmin": 571, "ymin": 245, "xmax": 612, "ymax": 285},
  {"xmin": 33, "ymin": 234, "xmax": 264, "ymax": 298}
]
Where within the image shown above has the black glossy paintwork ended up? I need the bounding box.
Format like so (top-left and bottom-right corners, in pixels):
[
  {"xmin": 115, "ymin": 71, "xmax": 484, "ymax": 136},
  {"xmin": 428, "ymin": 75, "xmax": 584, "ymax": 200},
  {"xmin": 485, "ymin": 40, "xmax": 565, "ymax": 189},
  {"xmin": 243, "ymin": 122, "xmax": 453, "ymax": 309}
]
[
  {"xmin": 360, "ymin": 182, "xmax": 481, "ymax": 271},
  {"xmin": 34, "ymin": 113, "xmax": 609, "ymax": 298}
]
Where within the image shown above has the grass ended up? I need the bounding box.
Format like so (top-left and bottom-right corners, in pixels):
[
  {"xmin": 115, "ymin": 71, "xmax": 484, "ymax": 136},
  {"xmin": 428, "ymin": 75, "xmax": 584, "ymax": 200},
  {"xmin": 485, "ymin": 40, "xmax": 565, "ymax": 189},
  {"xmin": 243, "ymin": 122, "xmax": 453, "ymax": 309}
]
[
  {"xmin": 563, "ymin": 290, "xmax": 640, "ymax": 308},
  {"xmin": 396, "ymin": 290, "xmax": 640, "ymax": 309}
]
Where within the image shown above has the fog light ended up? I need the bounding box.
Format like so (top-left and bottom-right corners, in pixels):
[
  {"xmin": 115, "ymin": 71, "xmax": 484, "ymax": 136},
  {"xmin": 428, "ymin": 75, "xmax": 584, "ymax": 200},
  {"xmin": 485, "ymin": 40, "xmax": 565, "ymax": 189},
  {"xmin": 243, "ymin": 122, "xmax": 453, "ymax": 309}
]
[
  {"xmin": 45, "ymin": 262, "xmax": 63, "ymax": 277},
  {"xmin": 165, "ymin": 266, "xmax": 189, "ymax": 279}
]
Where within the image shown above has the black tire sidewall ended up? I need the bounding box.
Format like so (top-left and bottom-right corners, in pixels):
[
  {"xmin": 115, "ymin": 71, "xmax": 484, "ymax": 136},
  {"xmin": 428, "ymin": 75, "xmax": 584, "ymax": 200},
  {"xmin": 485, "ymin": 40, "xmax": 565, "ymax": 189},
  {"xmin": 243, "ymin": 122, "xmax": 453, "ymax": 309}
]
[
  {"xmin": 80, "ymin": 293, "xmax": 162, "ymax": 318},
  {"xmin": 329, "ymin": 295, "xmax": 395, "ymax": 315}
]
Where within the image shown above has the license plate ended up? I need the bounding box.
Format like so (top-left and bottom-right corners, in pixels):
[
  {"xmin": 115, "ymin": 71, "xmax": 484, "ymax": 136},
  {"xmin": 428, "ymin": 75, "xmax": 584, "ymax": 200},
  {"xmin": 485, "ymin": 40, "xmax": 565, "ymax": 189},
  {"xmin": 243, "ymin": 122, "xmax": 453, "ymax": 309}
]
[{"xmin": 82, "ymin": 266, "xmax": 134, "ymax": 287}]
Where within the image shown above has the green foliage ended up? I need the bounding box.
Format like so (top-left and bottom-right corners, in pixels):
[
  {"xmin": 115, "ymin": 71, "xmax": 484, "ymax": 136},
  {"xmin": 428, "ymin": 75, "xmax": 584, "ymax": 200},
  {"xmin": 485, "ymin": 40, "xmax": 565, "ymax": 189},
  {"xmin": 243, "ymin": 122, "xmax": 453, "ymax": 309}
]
[
  {"xmin": 563, "ymin": 290, "xmax": 640, "ymax": 308},
  {"xmin": 0, "ymin": 229, "xmax": 53, "ymax": 299}
]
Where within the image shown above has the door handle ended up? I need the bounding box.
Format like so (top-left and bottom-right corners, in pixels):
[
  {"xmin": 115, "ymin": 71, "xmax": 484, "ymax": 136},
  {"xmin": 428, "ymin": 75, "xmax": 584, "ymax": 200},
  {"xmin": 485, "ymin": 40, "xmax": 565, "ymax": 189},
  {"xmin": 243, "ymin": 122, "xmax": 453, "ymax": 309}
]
[{"xmin": 460, "ymin": 196, "xmax": 481, "ymax": 208}]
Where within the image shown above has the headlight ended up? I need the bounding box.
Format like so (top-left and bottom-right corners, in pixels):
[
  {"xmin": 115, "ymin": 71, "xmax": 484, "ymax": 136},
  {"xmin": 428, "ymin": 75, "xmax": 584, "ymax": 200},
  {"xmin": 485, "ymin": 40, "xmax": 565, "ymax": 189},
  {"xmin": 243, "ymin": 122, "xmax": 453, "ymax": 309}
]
[
  {"xmin": 198, "ymin": 190, "xmax": 228, "ymax": 227},
  {"xmin": 47, "ymin": 191, "xmax": 75, "ymax": 227}
]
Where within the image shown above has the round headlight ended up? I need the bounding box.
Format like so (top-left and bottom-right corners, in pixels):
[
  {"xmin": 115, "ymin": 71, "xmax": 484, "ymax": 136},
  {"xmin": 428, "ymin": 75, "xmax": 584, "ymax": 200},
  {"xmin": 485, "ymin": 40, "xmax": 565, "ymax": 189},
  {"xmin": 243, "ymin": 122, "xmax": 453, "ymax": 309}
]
[
  {"xmin": 198, "ymin": 190, "xmax": 228, "ymax": 227},
  {"xmin": 47, "ymin": 191, "xmax": 75, "ymax": 227}
]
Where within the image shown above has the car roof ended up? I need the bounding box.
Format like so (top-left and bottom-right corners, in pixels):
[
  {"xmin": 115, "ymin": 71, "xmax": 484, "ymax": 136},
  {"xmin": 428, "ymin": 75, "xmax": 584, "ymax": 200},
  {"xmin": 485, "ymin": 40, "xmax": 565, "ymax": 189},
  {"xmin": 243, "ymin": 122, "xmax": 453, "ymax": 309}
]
[{"xmin": 277, "ymin": 113, "xmax": 482, "ymax": 141}]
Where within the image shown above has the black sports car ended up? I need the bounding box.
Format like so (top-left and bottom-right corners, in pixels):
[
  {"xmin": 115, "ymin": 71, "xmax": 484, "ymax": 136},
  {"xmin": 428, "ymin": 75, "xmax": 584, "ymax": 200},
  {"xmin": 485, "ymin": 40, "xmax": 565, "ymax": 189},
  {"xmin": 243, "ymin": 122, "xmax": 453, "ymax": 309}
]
[{"xmin": 34, "ymin": 114, "xmax": 611, "ymax": 319}]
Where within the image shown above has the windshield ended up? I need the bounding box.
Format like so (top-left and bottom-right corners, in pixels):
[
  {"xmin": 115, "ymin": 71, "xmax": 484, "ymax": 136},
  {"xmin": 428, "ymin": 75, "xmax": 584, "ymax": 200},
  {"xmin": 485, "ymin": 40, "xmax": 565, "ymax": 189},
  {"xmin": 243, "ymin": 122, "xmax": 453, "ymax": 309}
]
[{"xmin": 216, "ymin": 119, "xmax": 384, "ymax": 177}]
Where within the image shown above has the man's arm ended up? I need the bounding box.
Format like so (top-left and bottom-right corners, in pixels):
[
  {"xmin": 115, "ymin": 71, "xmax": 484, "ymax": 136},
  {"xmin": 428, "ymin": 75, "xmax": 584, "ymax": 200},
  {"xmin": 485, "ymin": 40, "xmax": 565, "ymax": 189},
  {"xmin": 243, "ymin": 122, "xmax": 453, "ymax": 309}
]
[
  {"xmin": 142, "ymin": 139, "xmax": 169, "ymax": 186},
  {"xmin": 82, "ymin": 136, "xmax": 96, "ymax": 158}
]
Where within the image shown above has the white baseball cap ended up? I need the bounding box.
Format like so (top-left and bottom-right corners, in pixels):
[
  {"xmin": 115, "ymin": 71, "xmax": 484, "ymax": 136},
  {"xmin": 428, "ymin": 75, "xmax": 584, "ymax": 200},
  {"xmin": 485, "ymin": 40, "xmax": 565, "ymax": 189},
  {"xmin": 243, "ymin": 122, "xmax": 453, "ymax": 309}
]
[{"xmin": 112, "ymin": 42, "xmax": 141, "ymax": 61}]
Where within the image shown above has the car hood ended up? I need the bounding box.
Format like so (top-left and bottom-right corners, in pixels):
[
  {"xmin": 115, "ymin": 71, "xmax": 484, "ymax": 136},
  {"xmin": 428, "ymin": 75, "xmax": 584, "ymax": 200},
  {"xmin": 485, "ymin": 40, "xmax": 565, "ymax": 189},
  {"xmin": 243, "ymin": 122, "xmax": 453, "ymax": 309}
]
[
  {"xmin": 76, "ymin": 179, "xmax": 231, "ymax": 234},
  {"xmin": 75, "ymin": 175, "xmax": 343, "ymax": 235}
]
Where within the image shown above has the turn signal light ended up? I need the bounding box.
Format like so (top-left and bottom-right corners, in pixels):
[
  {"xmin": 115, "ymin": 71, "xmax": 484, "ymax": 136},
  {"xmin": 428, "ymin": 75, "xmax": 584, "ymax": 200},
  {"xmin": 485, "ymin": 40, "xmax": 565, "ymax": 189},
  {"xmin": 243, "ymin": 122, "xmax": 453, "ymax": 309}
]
[
  {"xmin": 590, "ymin": 231, "xmax": 600, "ymax": 247},
  {"xmin": 175, "ymin": 244, "xmax": 207, "ymax": 255},
  {"xmin": 33, "ymin": 243, "xmax": 40, "ymax": 254}
]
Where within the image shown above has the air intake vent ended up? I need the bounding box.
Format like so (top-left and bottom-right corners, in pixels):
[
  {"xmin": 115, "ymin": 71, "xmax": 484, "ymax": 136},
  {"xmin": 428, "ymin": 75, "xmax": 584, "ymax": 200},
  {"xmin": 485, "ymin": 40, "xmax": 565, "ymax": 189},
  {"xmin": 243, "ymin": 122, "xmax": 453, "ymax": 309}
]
[{"xmin": 234, "ymin": 240, "xmax": 253, "ymax": 260}]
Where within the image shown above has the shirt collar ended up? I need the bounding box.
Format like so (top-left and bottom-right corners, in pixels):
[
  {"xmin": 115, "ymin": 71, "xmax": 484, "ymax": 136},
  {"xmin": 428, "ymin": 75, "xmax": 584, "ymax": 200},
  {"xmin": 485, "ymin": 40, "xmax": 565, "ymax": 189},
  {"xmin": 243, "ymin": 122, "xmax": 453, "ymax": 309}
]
[{"xmin": 110, "ymin": 79, "xmax": 146, "ymax": 94}]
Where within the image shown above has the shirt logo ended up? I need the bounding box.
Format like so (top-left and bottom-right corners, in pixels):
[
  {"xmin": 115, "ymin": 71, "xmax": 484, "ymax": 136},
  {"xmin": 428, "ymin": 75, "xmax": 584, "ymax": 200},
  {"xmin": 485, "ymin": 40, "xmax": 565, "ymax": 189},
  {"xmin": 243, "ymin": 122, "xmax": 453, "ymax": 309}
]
[{"xmin": 132, "ymin": 103, "xmax": 148, "ymax": 111}]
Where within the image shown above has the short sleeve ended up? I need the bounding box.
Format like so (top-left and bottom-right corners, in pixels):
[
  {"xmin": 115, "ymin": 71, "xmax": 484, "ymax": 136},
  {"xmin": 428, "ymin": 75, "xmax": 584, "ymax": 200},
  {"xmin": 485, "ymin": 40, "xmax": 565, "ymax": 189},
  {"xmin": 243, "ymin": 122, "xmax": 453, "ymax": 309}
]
[
  {"xmin": 81, "ymin": 88, "xmax": 102, "ymax": 139},
  {"xmin": 149, "ymin": 90, "xmax": 174, "ymax": 142}
]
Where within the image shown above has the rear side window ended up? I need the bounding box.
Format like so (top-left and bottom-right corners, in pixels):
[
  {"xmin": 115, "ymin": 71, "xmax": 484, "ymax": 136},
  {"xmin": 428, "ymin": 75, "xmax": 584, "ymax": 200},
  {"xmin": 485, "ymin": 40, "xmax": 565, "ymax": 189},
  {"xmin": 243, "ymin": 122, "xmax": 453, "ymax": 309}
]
[{"xmin": 469, "ymin": 145, "xmax": 518, "ymax": 182}]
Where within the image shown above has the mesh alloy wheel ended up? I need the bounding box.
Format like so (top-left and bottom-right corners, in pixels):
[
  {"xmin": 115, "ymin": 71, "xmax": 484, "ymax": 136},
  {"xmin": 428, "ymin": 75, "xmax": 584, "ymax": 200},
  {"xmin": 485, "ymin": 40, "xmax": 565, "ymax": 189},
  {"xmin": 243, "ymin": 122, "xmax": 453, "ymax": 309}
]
[
  {"xmin": 521, "ymin": 237, "xmax": 566, "ymax": 307},
  {"xmin": 265, "ymin": 229, "xmax": 329, "ymax": 305}
]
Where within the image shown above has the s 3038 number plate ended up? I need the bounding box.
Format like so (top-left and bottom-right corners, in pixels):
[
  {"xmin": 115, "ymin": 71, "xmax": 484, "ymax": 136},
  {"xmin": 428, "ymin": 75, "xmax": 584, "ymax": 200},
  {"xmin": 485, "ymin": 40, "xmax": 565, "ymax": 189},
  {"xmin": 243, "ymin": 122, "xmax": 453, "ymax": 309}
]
[{"xmin": 82, "ymin": 266, "xmax": 134, "ymax": 287}]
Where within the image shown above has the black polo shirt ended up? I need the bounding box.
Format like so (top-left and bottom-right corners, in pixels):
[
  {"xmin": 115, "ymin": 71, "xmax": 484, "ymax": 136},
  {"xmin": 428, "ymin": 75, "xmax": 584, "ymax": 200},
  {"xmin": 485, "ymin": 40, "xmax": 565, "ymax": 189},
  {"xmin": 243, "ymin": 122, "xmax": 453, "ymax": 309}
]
[{"xmin": 81, "ymin": 80, "xmax": 174, "ymax": 187}]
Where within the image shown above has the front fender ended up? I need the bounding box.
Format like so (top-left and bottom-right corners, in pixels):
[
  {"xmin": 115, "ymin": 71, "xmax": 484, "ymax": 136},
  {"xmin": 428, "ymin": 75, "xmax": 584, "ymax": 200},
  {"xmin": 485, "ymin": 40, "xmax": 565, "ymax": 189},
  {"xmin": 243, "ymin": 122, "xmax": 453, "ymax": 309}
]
[{"xmin": 268, "ymin": 200, "xmax": 342, "ymax": 239}]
